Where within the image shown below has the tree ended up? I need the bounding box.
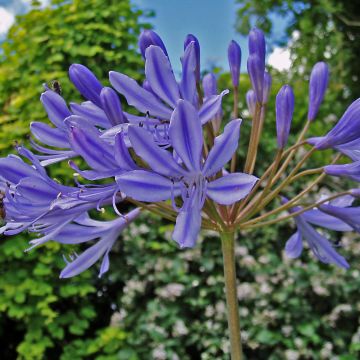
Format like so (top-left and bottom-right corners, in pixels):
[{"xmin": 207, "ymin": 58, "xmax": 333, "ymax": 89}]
[
  {"xmin": 0, "ymin": 1, "xmax": 151, "ymax": 358},
  {"xmin": 235, "ymin": 0, "xmax": 360, "ymax": 99}
]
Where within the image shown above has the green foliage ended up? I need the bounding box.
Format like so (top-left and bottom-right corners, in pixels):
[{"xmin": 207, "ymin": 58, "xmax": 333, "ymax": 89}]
[{"xmin": 0, "ymin": 0, "xmax": 150, "ymax": 358}]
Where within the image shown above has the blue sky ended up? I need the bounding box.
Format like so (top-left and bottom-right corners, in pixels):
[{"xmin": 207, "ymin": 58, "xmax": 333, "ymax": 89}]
[
  {"xmin": 1, "ymin": 0, "xmax": 291, "ymax": 72},
  {"xmin": 133, "ymin": 0, "xmax": 291, "ymax": 73}
]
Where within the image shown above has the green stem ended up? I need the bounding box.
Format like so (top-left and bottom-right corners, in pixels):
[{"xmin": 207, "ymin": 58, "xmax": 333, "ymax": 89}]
[{"xmin": 221, "ymin": 231, "xmax": 243, "ymax": 360}]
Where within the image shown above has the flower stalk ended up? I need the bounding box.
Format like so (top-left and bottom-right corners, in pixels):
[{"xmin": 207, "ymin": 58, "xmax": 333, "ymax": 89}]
[{"xmin": 221, "ymin": 231, "xmax": 243, "ymax": 360}]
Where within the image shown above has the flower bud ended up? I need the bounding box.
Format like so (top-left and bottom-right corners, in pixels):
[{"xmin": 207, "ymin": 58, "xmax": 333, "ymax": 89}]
[
  {"xmin": 139, "ymin": 29, "xmax": 168, "ymax": 59},
  {"xmin": 228, "ymin": 40, "xmax": 241, "ymax": 88},
  {"xmin": 100, "ymin": 87, "xmax": 127, "ymax": 126},
  {"xmin": 202, "ymin": 73, "xmax": 217, "ymax": 98},
  {"xmin": 247, "ymin": 53, "xmax": 264, "ymax": 102},
  {"xmin": 307, "ymin": 62, "xmax": 329, "ymax": 121},
  {"xmin": 69, "ymin": 64, "xmax": 103, "ymax": 107},
  {"xmin": 246, "ymin": 90, "xmax": 256, "ymax": 117},
  {"xmin": 262, "ymin": 72, "xmax": 272, "ymax": 104},
  {"xmin": 184, "ymin": 34, "xmax": 200, "ymax": 82},
  {"xmin": 248, "ymin": 28, "xmax": 265, "ymax": 63},
  {"xmin": 276, "ymin": 85, "xmax": 294, "ymax": 149}
]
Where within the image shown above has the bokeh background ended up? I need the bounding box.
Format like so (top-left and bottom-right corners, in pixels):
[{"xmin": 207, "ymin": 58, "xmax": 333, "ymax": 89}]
[{"xmin": 0, "ymin": 0, "xmax": 359, "ymax": 359}]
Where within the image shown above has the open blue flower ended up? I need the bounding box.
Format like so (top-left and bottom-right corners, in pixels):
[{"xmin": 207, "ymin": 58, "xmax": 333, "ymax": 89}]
[{"xmin": 116, "ymin": 100, "xmax": 258, "ymax": 248}]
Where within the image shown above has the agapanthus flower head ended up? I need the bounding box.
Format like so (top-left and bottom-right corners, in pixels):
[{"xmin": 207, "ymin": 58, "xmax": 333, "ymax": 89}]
[
  {"xmin": 276, "ymin": 84, "xmax": 294, "ymax": 149},
  {"xmin": 228, "ymin": 40, "xmax": 241, "ymax": 88},
  {"xmin": 1, "ymin": 26, "xmax": 358, "ymax": 282},
  {"xmin": 307, "ymin": 61, "xmax": 329, "ymax": 121}
]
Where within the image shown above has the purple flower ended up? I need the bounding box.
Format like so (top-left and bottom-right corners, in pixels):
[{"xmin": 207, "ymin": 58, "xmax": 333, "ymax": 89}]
[
  {"xmin": 248, "ymin": 28, "xmax": 265, "ymax": 63},
  {"xmin": 228, "ymin": 40, "xmax": 241, "ymax": 88},
  {"xmin": 116, "ymin": 100, "xmax": 258, "ymax": 248},
  {"xmin": 59, "ymin": 209, "xmax": 139, "ymax": 278},
  {"xmin": 109, "ymin": 44, "xmax": 228, "ymax": 124},
  {"xmin": 262, "ymin": 72, "xmax": 272, "ymax": 104},
  {"xmin": 184, "ymin": 34, "xmax": 200, "ymax": 82},
  {"xmin": 247, "ymin": 54, "xmax": 264, "ymax": 103},
  {"xmin": 69, "ymin": 64, "xmax": 103, "ymax": 107},
  {"xmin": 307, "ymin": 62, "xmax": 329, "ymax": 121},
  {"xmin": 138, "ymin": 29, "xmax": 168, "ymax": 58},
  {"xmin": 276, "ymin": 85, "xmax": 294, "ymax": 149},
  {"xmin": 324, "ymin": 161, "xmax": 360, "ymax": 182},
  {"xmin": 319, "ymin": 203, "xmax": 360, "ymax": 233},
  {"xmin": 246, "ymin": 90, "xmax": 256, "ymax": 117},
  {"xmin": 284, "ymin": 197, "xmax": 350, "ymax": 269},
  {"xmin": 308, "ymin": 98, "xmax": 360, "ymax": 149},
  {"xmin": 100, "ymin": 87, "xmax": 127, "ymax": 126},
  {"xmin": 202, "ymin": 73, "xmax": 217, "ymax": 98}
]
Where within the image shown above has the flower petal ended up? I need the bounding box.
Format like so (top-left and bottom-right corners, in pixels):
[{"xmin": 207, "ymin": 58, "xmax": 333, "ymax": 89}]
[
  {"xmin": 109, "ymin": 71, "xmax": 172, "ymax": 119},
  {"xmin": 68, "ymin": 120, "xmax": 117, "ymax": 171},
  {"xmin": 296, "ymin": 216, "xmax": 349, "ymax": 269},
  {"xmin": 302, "ymin": 209, "xmax": 352, "ymax": 231},
  {"xmin": 285, "ymin": 231, "xmax": 303, "ymax": 258},
  {"xmin": 180, "ymin": 42, "xmax": 197, "ymax": 105},
  {"xmin": 128, "ymin": 126, "xmax": 185, "ymax": 177},
  {"xmin": 172, "ymin": 208, "xmax": 201, "ymax": 248},
  {"xmin": 145, "ymin": 45, "xmax": 180, "ymax": 108},
  {"xmin": 199, "ymin": 90, "xmax": 229, "ymax": 125},
  {"xmin": 69, "ymin": 64, "xmax": 103, "ymax": 108},
  {"xmin": 0, "ymin": 155, "xmax": 40, "ymax": 184},
  {"xmin": 31, "ymin": 121, "xmax": 69, "ymax": 148},
  {"xmin": 114, "ymin": 133, "xmax": 138, "ymax": 170},
  {"xmin": 40, "ymin": 90, "xmax": 71, "ymax": 129},
  {"xmin": 169, "ymin": 100, "xmax": 202, "ymax": 172},
  {"xmin": 100, "ymin": 87, "xmax": 127, "ymax": 126},
  {"xmin": 207, "ymin": 173, "xmax": 258, "ymax": 205},
  {"xmin": 116, "ymin": 170, "xmax": 179, "ymax": 202},
  {"xmin": 203, "ymin": 119, "xmax": 242, "ymax": 176},
  {"xmin": 70, "ymin": 101, "xmax": 110, "ymax": 128}
]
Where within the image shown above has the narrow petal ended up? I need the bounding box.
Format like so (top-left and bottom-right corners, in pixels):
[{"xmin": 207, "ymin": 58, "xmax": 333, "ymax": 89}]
[
  {"xmin": 70, "ymin": 101, "xmax": 110, "ymax": 128},
  {"xmin": 180, "ymin": 42, "xmax": 197, "ymax": 105},
  {"xmin": 40, "ymin": 91, "xmax": 71, "ymax": 129},
  {"xmin": 169, "ymin": 100, "xmax": 202, "ymax": 172},
  {"xmin": 324, "ymin": 161, "xmax": 360, "ymax": 182},
  {"xmin": 68, "ymin": 122, "xmax": 117, "ymax": 171},
  {"xmin": 100, "ymin": 87, "xmax": 126, "ymax": 126},
  {"xmin": 69, "ymin": 64, "xmax": 103, "ymax": 108},
  {"xmin": 0, "ymin": 155, "xmax": 40, "ymax": 184},
  {"xmin": 172, "ymin": 208, "xmax": 201, "ymax": 248},
  {"xmin": 145, "ymin": 45, "xmax": 180, "ymax": 108},
  {"xmin": 114, "ymin": 133, "xmax": 138, "ymax": 170},
  {"xmin": 302, "ymin": 209, "xmax": 352, "ymax": 231},
  {"xmin": 109, "ymin": 71, "xmax": 172, "ymax": 119},
  {"xmin": 285, "ymin": 231, "xmax": 303, "ymax": 258},
  {"xmin": 203, "ymin": 119, "xmax": 242, "ymax": 176},
  {"xmin": 199, "ymin": 90, "xmax": 229, "ymax": 124},
  {"xmin": 31, "ymin": 122, "xmax": 69, "ymax": 148},
  {"xmin": 128, "ymin": 126, "xmax": 185, "ymax": 177},
  {"xmin": 116, "ymin": 170, "xmax": 179, "ymax": 202},
  {"xmin": 296, "ymin": 216, "xmax": 349, "ymax": 269},
  {"xmin": 207, "ymin": 173, "xmax": 258, "ymax": 205},
  {"xmin": 60, "ymin": 237, "xmax": 111, "ymax": 278}
]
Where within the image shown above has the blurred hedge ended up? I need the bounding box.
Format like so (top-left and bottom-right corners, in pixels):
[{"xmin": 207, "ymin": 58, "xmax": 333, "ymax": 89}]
[{"xmin": 0, "ymin": 0, "xmax": 359, "ymax": 359}]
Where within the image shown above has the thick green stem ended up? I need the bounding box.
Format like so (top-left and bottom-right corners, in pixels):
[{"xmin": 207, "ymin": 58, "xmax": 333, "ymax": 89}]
[{"xmin": 221, "ymin": 231, "xmax": 243, "ymax": 360}]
